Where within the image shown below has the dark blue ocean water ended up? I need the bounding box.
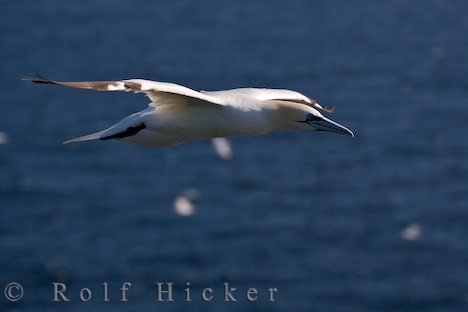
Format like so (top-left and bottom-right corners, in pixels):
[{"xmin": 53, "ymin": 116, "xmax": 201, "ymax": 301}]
[{"xmin": 1, "ymin": 0, "xmax": 468, "ymax": 311}]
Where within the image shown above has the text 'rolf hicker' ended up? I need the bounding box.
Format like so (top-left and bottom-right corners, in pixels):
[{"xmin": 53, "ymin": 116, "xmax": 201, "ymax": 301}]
[{"xmin": 49, "ymin": 282, "xmax": 278, "ymax": 303}]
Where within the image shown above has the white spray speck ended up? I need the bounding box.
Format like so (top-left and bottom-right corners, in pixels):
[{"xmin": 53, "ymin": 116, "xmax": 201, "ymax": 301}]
[
  {"xmin": 0, "ymin": 132, "xmax": 8, "ymax": 144},
  {"xmin": 173, "ymin": 189, "xmax": 199, "ymax": 217},
  {"xmin": 212, "ymin": 138, "xmax": 232, "ymax": 160},
  {"xmin": 400, "ymin": 223, "xmax": 422, "ymax": 241}
]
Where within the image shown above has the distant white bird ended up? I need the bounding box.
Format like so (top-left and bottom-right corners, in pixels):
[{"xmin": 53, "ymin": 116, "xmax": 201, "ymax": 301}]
[{"xmin": 25, "ymin": 76, "xmax": 354, "ymax": 147}]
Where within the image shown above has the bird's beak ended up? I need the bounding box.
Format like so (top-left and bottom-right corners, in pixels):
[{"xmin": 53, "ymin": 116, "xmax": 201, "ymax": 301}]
[{"xmin": 307, "ymin": 116, "xmax": 354, "ymax": 137}]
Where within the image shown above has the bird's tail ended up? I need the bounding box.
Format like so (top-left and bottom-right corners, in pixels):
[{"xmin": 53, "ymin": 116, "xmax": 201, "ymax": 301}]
[{"xmin": 63, "ymin": 130, "xmax": 107, "ymax": 144}]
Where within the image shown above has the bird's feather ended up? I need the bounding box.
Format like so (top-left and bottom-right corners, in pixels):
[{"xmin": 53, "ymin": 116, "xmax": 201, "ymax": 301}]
[{"xmin": 22, "ymin": 76, "xmax": 225, "ymax": 107}]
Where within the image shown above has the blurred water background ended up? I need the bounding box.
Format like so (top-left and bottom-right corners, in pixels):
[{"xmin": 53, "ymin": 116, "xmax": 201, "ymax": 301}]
[{"xmin": 1, "ymin": 0, "xmax": 468, "ymax": 311}]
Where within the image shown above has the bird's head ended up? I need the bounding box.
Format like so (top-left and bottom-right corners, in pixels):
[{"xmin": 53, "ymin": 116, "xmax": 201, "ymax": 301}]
[{"xmin": 269, "ymin": 101, "xmax": 354, "ymax": 137}]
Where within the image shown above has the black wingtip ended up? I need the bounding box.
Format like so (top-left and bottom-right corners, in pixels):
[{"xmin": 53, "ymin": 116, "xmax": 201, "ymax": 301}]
[{"xmin": 21, "ymin": 74, "xmax": 53, "ymax": 84}]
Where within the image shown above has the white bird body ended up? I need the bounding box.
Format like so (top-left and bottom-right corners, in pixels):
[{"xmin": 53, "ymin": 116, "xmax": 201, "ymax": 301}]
[
  {"xmin": 117, "ymin": 105, "xmax": 270, "ymax": 147},
  {"xmin": 25, "ymin": 77, "xmax": 354, "ymax": 147}
]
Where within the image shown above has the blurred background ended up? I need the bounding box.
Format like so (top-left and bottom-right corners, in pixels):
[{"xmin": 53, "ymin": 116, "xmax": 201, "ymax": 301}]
[{"xmin": 1, "ymin": 0, "xmax": 468, "ymax": 311}]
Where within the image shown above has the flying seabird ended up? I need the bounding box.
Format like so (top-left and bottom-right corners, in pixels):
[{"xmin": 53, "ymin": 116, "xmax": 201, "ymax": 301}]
[{"xmin": 24, "ymin": 76, "xmax": 354, "ymax": 147}]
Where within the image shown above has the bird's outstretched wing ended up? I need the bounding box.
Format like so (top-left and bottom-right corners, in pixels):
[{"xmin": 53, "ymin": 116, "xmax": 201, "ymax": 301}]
[{"xmin": 22, "ymin": 76, "xmax": 225, "ymax": 107}]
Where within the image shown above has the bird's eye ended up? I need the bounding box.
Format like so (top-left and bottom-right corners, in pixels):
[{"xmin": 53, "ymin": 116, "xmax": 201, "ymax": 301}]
[{"xmin": 306, "ymin": 114, "xmax": 320, "ymax": 122}]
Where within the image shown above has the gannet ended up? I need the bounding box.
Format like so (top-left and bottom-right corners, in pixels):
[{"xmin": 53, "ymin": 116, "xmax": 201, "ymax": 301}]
[{"xmin": 24, "ymin": 76, "xmax": 354, "ymax": 147}]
